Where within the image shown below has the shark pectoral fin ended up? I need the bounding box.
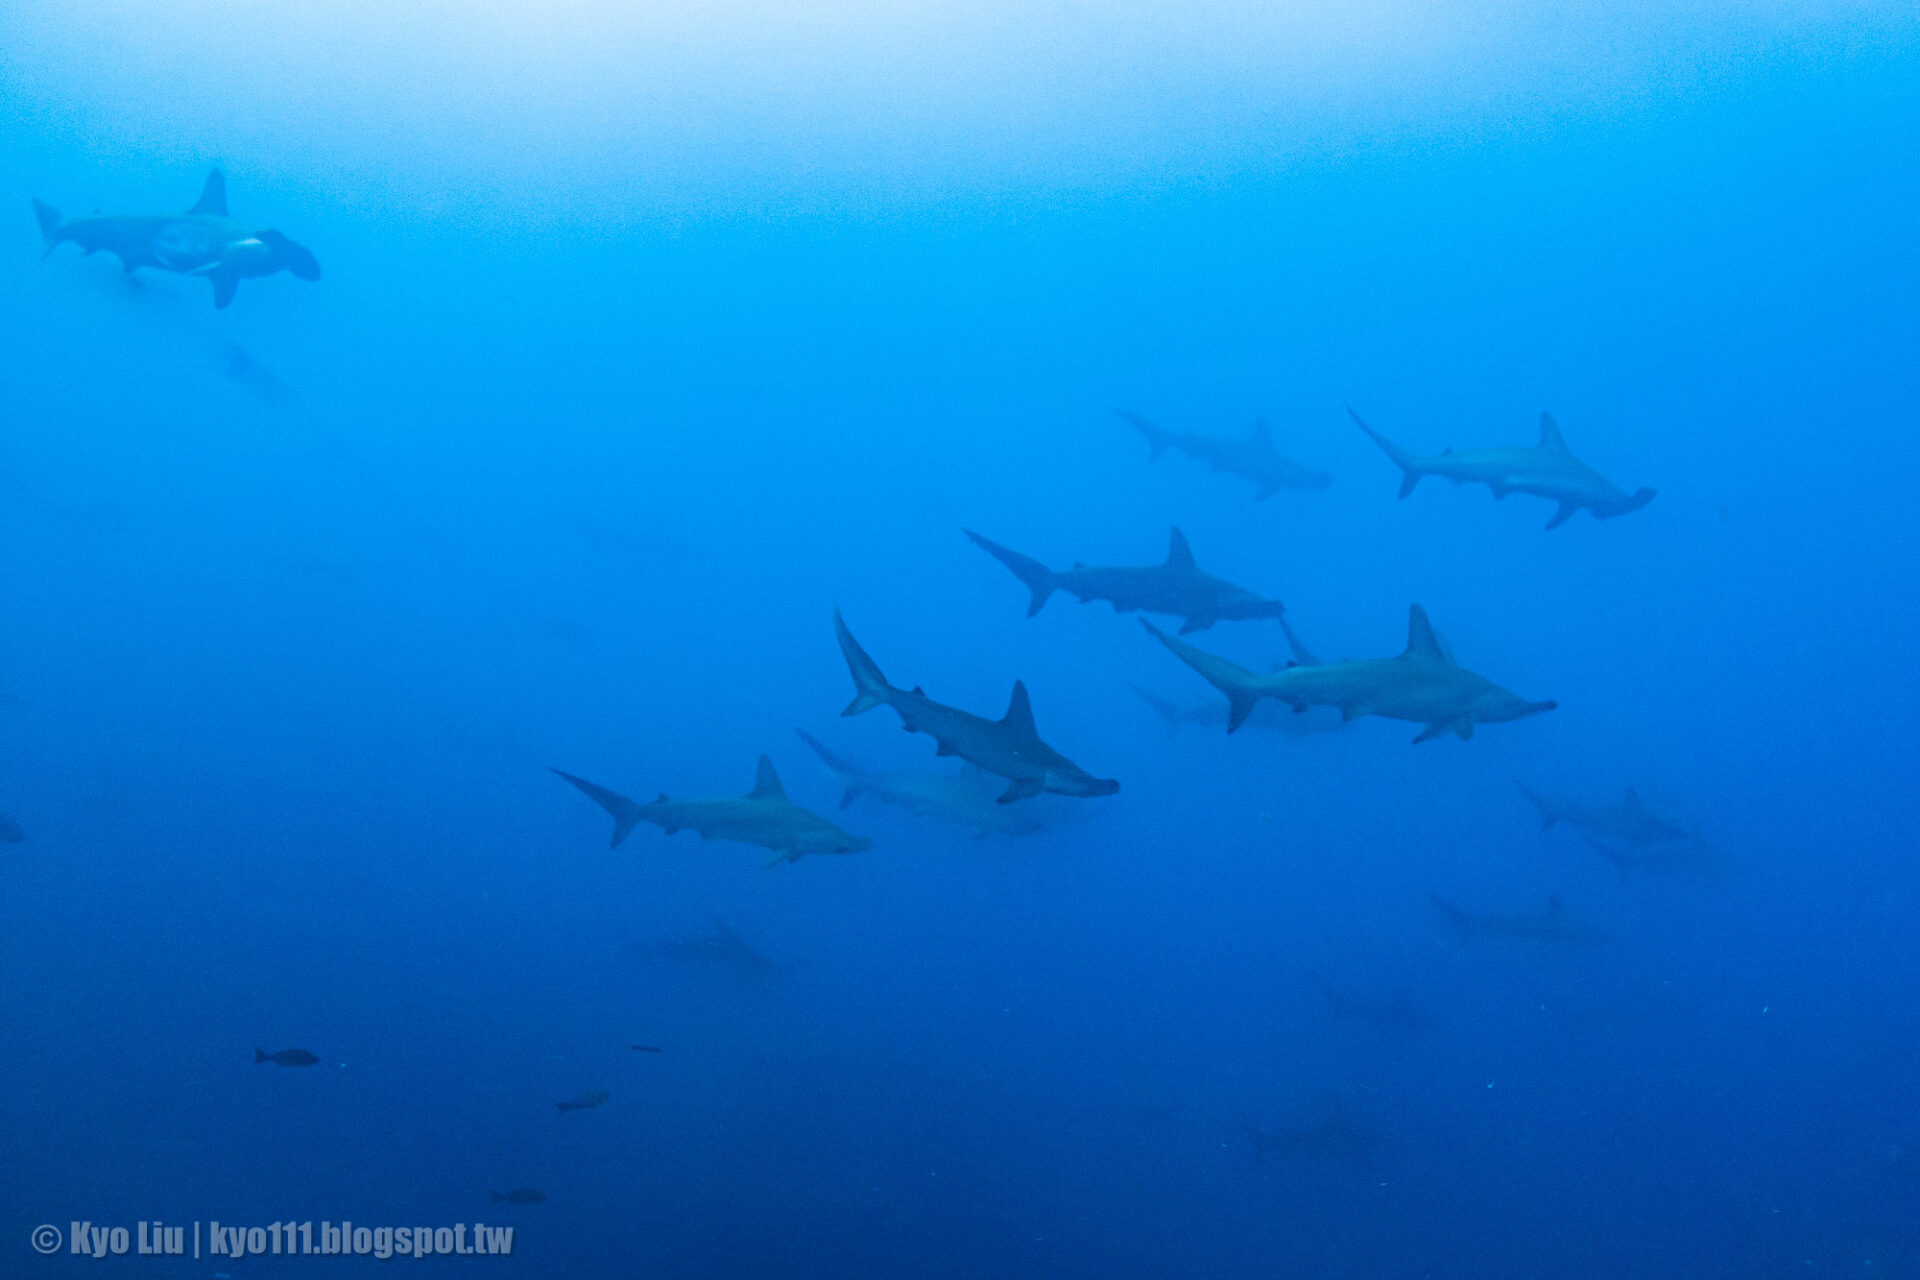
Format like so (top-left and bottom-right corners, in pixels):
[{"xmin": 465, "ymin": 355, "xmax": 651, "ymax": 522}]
[
  {"xmin": 1225, "ymin": 693, "xmax": 1259, "ymax": 733},
  {"xmin": 206, "ymin": 267, "xmax": 240, "ymax": 309},
  {"xmin": 762, "ymin": 850, "xmax": 797, "ymax": 868},
  {"xmin": 1411, "ymin": 722, "xmax": 1449, "ymax": 744},
  {"xmin": 1338, "ymin": 704, "xmax": 1366, "ymax": 723},
  {"xmin": 997, "ymin": 777, "xmax": 1043, "ymax": 804},
  {"xmin": 1544, "ymin": 503, "xmax": 1578, "ymax": 530},
  {"xmin": 1453, "ymin": 721, "xmax": 1475, "ymax": 740},
  {"xmin": 933, "ymin": 741, "xmax": 956, "ymax": 757},
  {"xmin": 1177, "ymin": 616, "xmax": 1216, "ymax": 635}
]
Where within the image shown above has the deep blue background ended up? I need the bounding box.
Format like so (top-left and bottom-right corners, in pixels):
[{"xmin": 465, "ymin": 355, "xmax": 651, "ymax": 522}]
[{"xmin": 3, "ymin": 6, "xmax": 1918, "ymax": 1276}]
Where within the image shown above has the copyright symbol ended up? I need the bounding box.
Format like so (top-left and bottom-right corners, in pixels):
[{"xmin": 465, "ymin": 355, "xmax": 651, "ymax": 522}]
[{"xmin": 30, "ymin": 1224, "xmax": 61, "ymax": 1254}]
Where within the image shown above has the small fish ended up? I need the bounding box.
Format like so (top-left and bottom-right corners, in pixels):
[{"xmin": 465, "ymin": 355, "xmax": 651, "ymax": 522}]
[
  {"xmin": 556, "ymin": 1089, "xmax": 610, "ymax": 1112},
  {"xmin": 254, "ymin": 1047, "xmax": 320, "ymax": 1067},
  {"xmin": 629, "ymin": 1044, "xmax": 664, "ymax": 1053},
  {"xmin": 489, "ymin": 1189, "xmax": 546, "ymax": 1205}
]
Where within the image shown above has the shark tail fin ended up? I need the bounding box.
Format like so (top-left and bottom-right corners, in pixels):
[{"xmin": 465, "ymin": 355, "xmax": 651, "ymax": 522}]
[
  {"xmin": 1141, "ymin": 620, "xmax": 1262, "ymax": 733},
  {"xmin": 833, "ymin": 609, "xmax": 895, "ymax": 716},
  {"xmin": 1115, "ymin": 408, "xmax": 1171, "ymax": 460},
  {"xmin": 550, "ymin": 768, "xmax": 646, "ymax": 848},
  {"xmin": 1426, "ymin": 891, "xmax": 1476, "ymax": 940},
  {"xmin": 1516, "ymin": 782, "xmax": 1558, "ymax": 830},
  {"xmin": 31, "ymin": 199, "xmax": 64, "ymax": 252},
  {"xmin": 796, "ymin": 728, "xmax": 865, "ymax": 804},
  {"xmin": 964, "ymin": 529, "xmax": 1057, "ymax": 617},
  {"xmin": 1128, "ymin": 683, "xmax": 1185, "ymax": 739},
  {"xmin": 1348, "ymin": 406, "xmax": 1425, "ymax": 498}
]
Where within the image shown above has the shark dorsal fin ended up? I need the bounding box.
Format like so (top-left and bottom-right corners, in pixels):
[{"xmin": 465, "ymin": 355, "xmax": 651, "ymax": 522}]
[
  {"xmin": 1537, "ymin": 413, "xmax": 1570, "ymax": 454},
  {"xmin": 911, "ymin": 685, "xmax": 925, "ymax": 696},
  {"xmin": 1165, "ymin": 527, "xmax": 1196, "ymax": 572},
  {"xmin": 1002, "ymin": 680, "xmax": 1038, "ymax": 738},
  {"xmin": 1548, "ymin": 895, "xmax": 1565, "ymax": 916},
  {"xmin": 748, "ymin": 755, "xmax": 786, "ymax": 800},
  {"xmin": 188, "ymin": 170, "xmax": 228, "ymax": 217},
  {"xmin": 1403, "ymin": 604, "xmax": 1449, "ymax": 662},
  {"xmin": 656, "ymin": 792, "xmax": 669, "ymax": 803},
  {"xmin": 1252, "ymin": 418, "xmax": 1272, "ymax": 447}
]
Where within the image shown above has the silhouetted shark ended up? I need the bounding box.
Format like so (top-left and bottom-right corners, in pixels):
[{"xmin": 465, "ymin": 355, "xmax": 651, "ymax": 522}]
[
  {"xmin": 1116, "ymin": 410, "xmax": 1333, "ymax": 499},
  {"xmin": 965, "ymin": 527, "xmax": 1285, "ymax": 634},
  {"xmin": 1426, "ymin": 892, "xmax": 1610, "ymax": 949},
  {"xmin": 646, "ymin": 913, "xmax": 789, "ymax": 986},
  {"xmin": 795, "ymin": 729, "xmax": 1051, "ymax": 837},
  {"xmin": 1243, "ymin": 1097, "xmax": 1374, "ymax": 1163},
  {"xmin": 33, "ymin": 170, "xmax": 319, "ymax": 308},
  {"xmin": 1518, "ymin": 783, "xmax": 1691, "ymax": 847},
  {"xmin": 552, "ymin": 756, "xmax": 872, "ymax": 864},
  {"xmin": 1578, "ymin": 834, "xmax": 1740, "ymax": 884},
  {"xmin": 1143, "ymin": 605, "xmax": 1555, "ymax": 742},
  {"xmin": 1350, "ymin": 407, "xmax": 1654, "ymax": 529},
  {"xmin": 1307, "ymin": 971, "xmax": 1430, "ymax": 1034},
  {"xmin": 834, "ymin": 610, "xmax": 1118, "ymax": 803}
]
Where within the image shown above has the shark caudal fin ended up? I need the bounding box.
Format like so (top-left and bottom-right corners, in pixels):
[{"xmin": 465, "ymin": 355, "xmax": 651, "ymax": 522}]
[
  {"xmin": 30, "ymin": 199, "xmax": 65, "ymax": 253},
  {"xmin": 1348, "ymin": 406, "xmax": 1427, "ymax": 499},
  {"xmin": 963, "ymin": 530, "xmax": 1058, "ymax": 617},
  {"xmin": 259, "ymin": 230, "xmax": 322, "ymax": 281},
  {"xmin": 1128, "ymin": 683, "xmax": 1187, "ymax": 738},
  {"xmin": 1141, "ymin": 620, "xmax": 1263, "ymax": 732},
  {"xmin": 1425, "ymin": 891, "xmax": 1476, "ymax": 940},
  {"xmin": 795, "ymin": 729, "xmax": 871, "ymax": 810},
  {"xmin": 833, "ymin": 609, "xmax": 896, "ymax": 716},
  {"xmin": 1516, "ymin": 782, "xmax": 1560, "ymax": 830},
  {"xmin": 550, "ymin": 768, "xmax": 646, "ymax": 848},
  {"xmin": 1114, "ymin": 408, "xmax": 1172, "ymax": 460}
]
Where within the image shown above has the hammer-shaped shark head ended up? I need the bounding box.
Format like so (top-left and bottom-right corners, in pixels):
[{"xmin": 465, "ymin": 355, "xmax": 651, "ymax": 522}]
[
  {"xmin": 1473, "ymin": 688, "xmax": 1560, "ymax": 726},
  {"xmin": 257, "ymin": 229, "xmax": 322, "ymax": 280},
  {"xmin": 1046, "ymin": 768, "xmax": 1121, "ymax": 798}
]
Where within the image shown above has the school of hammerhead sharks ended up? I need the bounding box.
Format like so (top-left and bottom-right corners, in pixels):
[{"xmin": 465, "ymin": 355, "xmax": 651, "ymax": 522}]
[{"xmin": 32, "ymin": 170, "xmax": 1715, "ymax": 1136}]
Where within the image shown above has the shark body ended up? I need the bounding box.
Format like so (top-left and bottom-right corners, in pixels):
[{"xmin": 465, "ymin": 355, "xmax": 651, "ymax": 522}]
[
  {"xmin": 1519, "ymin": 783, "xmax": 1691, "ymax": 847},
  {"xmin": 1117, "ymin": 410, "xmax": 1333, "ymax": 499},
  {"xmin": 1143, "ymin": 605, "xmax": 1555, "ymax": 743},
  {"xmin": 834, "ymin": 610, "xmax": 1118, "ymax": 803},
  {"xmin": 1350, "ymin": 408, "xmax": 1654, "ymax": 529},
  {"xmin": 965, "ymin": 526, "xmax": 1285, "ymax": 634},
  {"xmin": 646, "ymin": 914, "xmax": 789, "ymax": 985},
  {"xmin": 32, "ymin": 170, "xmax": 319, "ymax": 309},
  {"xmin": 1427, "ymin": 892, "xmax": 1610, "ymax": 949},
  {"xmin": 552, "ymin": 756, "xmax": 871, "ymax": 865},
  {"xmin": 796, "ymin": 729, "xmax": 1051, "ymax": 837}
]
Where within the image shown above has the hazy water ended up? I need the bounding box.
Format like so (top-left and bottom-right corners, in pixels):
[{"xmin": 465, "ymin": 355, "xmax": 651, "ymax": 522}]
[{"xmin": 3, "ymin": 3, "xmax": 1919, "ymax": 1276}]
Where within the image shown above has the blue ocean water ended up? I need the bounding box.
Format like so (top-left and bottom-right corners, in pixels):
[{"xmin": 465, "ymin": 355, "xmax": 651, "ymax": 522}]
[{"xmin": 3, "ymin": 3, "xmax": 1918, "ymax": 1276}]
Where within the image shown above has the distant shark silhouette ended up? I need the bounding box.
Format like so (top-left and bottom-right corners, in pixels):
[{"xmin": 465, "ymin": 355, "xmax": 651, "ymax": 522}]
[
  {"xmin": 1116, "ymin": 409, "xmax": 1332, "ymax": 499},
  {"xmin": 1243, "ymin": 1096, "xmax": 1374, "ymax": 1163},
  {"xmin": 1307, "ymin": 971, "xmax": 1430, "ymax": 1034},
  {"xmin": 1426, "ymin": 892, "xmax": 1610, "ymax": 949},
  {"xmin": 1518, "ymin": 783, "xmax": 1691, "ymax": 847},
  {"xmin": 1143, "ymin": 605, "xmax": 1555, "ymax": 743},
  {"xmin": 646, "ymin": 913, "xmax": 788, "ymax": 985},
  {"xmin": 834, "ymin": 609, "xmax": 1118, "ymax": 803},
  {"xmin": 965, "ymin": 527, "xmax": 1286, "ymax": 634},
  {"xmin": 795, "ymin": 729, "xmax": 1052, "ymax": 838},
  {"xmin": 552, "ymin": 756, "xmax": 871, "ymax": 865},
  {"xmin": 33, "ymin": 169, "xmax": 319, "ymax": 309},
  {"xmin": 1350, "ymin": 407, "xmax": 1654, "ymax": 529}
]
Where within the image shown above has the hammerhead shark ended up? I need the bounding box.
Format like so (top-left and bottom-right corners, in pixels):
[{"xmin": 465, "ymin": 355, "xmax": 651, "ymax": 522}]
[
  {"xmin": 1130, "ymin": 616, "xmax": 1345, "ymax": 736},
  {"xmin": 1349, "ymin": 407, "xmax": 1654, "ymax": 529},
  {"xmin": 834, "ymin": 609, "xmax": 1119, "ymax": 803},
  {"xmin": 1518, "ymin": 783, "xmax": 1691, "ymax": 848},
  {"xmin": 1426, "ymin": 892, "xmax": 1610, "ymax": 949},
  {"xmin": 1578, "ymin": 834, "xmax": 1738, "ymax": 883},
  {"xmin": 1116, "ymin": 410, "xmax": 1333, "ymax": 499},
  {"xmin": 1142, "ymin": 605, "xmax": 1556, "ymax": 743},
  {"xmin": 551, "ymin": 756, "xmax": 871, "ymax": 865},
  {"xmin": 795, "ymin": 729, "xmax": 1051, "ymax": 837},
  {"xmin": 33, "ymin": 169, "xmax": 320, "ymax": 309},
  {"xmin": 965, "ymin": 527, "xmax": 1286, "ymax": 633},
  {"xmin": 1243, "ymin": 1097, "xmax": 1374, "ymax": 1163},
  {"xmin": 646, "ymin": 913, "xmax": 789, "ymax": 986}
]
